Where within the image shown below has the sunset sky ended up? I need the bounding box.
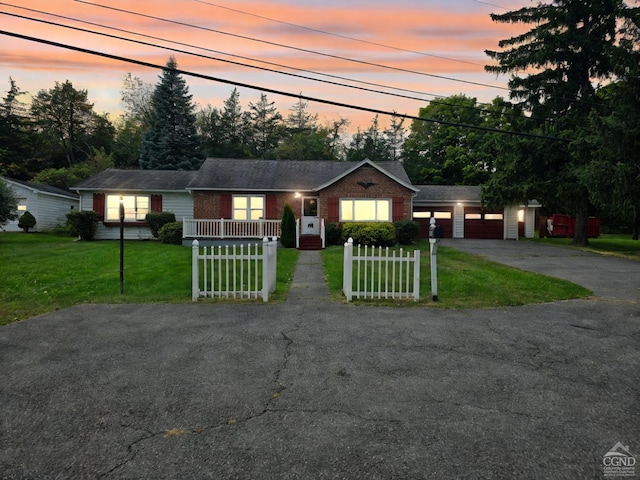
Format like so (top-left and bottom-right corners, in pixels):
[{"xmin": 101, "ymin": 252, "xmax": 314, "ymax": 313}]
[{"xmin": 0, "ymin": 0, "xmax": 531, "ymax": 131}]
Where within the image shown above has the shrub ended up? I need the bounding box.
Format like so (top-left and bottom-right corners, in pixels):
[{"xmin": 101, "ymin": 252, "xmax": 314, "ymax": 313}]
[
  {"xmin": 158, "ymin": 221, "xmax": 183, "ymax": 245},
  {"xmin": 145, "ymin": 211, "xmax": 176, "ymax": 238},
  {"xmin": 325, "ymin": 222, "xmax": 343, "ymax": 245},
  {"xmin": 53, "ymin": 223, "xmax": 74, "ymax": 236},
  {"xmin": 394, "ymin": 220, "xmax": 420, "ymax": 245},
  {"xmin": 66, "ymin": 210, "xmax": 100, "ymax": 240},
  {"xmin": 280, "ymin": 202, "xmax": 296, "ymax": 248},
  {"xmin": 18, "ymin": 211, "xmax": 37, "ymax": 232},
  {"xmin": 342, "ymin": 222, "xmax": 396, "ymax": 247}
]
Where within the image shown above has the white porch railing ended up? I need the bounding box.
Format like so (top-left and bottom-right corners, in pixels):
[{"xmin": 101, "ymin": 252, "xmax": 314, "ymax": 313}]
[
  {"xmin": 191, "ymin": 237, "xmax": 277, "ymax": 302},
  {"xmin": 183, "ymin": 218, "xmax": 281, "ymax": 239},
  {"xmin": 343, "ymin": 237, "xmax": 420, "ymax": 302}
]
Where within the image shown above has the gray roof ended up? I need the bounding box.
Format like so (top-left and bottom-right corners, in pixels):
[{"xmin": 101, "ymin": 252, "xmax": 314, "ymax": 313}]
[
  {"xmin": 188, "ymin": 158, "xmax": 416, "ymax": 192},
  {"xmin": 414, "ymin": 185, "xmax": 481, "ymax": 204},
  {"xmin": 73, "ymin": 169, "xmax": 197, "ymax": 192},
  {"xmin": 3, "ymin": 177, "xmax": 79, "ymax": 199}
]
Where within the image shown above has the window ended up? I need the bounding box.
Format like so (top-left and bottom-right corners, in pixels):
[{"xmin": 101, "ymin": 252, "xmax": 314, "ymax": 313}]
[
  {"xmin": 233, "ymin": 195, "xmax": 264, "ymax": 220},
  {"xmin": 434, "ymin": 211, "xmax": 452, "ymax": 219},
  {"xmin": 465, "ymin": 213, "xmax": 481, "ymax": 220},
  {"xmin": 106, "ymin": 195, "xmax": 149, "ymax": 221},
  {"xmin": 484, "ymin": 213, "xmax": 503, "ymax": 220},
  {"xmin": 340, "ymin": 199, "xmax": 391, "ymax": 222}
]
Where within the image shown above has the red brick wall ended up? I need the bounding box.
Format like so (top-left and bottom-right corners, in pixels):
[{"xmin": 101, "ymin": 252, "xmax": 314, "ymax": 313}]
[
  {"xmin": 194, "ymin": 191, "xmax": 305, "ymax": 220},
  {"xmin": 318, "ymin": 165, "xmax": 413, "ymax": 221}
]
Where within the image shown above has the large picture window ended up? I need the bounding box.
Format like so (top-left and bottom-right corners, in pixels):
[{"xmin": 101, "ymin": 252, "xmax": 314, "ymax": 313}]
[
  {"xmin": 233, "ymin": 195, "xmax": 264, "ymax": 220},
  {"xmin": 106, "ymin": 195, "xmax": 149, "ymax": 222},
  {"xmin": 340, "ymin": 199, "xmax": 391, "ymax": 222}
]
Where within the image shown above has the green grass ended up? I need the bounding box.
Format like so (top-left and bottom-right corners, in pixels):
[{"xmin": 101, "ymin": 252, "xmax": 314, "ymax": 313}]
[
  {"xmin": 322, "ymin": 240, "xmax": 591, "ymax": 308},
  {"xmin": 531, "ymin": 234, "xmax": 640, "ymax": 260},
  {"xmin": 0, "ymin": 233, "xmax": 299, "ymax": 326}
]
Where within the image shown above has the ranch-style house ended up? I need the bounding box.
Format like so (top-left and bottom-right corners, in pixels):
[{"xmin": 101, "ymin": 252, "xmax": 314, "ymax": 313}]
[{"xmin": 72, "ymin": 158, "xmax": 539, "ymax": 248}]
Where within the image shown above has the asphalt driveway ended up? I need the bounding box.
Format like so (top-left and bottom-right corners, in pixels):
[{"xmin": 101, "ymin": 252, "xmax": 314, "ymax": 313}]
[{"xmin": 1, "ymin": 241, "xmax": 638, "ymax": 479}]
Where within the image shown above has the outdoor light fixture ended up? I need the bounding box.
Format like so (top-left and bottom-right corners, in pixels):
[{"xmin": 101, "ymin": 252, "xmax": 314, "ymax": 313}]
[{"xmin": 294, "ymin": 192, "xmax": 301, "ymax": 198}]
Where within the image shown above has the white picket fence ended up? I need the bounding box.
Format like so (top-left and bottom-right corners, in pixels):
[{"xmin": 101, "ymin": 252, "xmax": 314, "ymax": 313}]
[
  {"xmin": 192, "ymin": 238, "xmax": 278, "ymax": 302},
  {"xmin": 343, "ymin": 237, "xmax": 421, "ymax": 302}
]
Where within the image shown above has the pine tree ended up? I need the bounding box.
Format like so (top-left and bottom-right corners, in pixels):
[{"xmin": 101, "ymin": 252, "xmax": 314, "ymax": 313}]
[
  {"xmin": 484, "ymin": 0, "xmax": 635, "ymax": 245},
  {"xmin": 247, "ymin": 93, "xmax": 283, "ymax": 159},
  {"xmin": 139, "ymin": 57, "xmax": 203, "ymax": 170}
]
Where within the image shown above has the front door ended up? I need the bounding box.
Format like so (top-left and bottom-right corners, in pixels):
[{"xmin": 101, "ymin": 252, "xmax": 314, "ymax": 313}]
[{"xmin": 302, "ymin": 197, "xmax": 319, "ymax": 235}]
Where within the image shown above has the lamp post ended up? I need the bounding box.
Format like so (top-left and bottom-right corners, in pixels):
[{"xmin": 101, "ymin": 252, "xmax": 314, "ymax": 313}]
[{"xmin": 119, "ymin": 196, "xmax": 124, "ymax": 295}]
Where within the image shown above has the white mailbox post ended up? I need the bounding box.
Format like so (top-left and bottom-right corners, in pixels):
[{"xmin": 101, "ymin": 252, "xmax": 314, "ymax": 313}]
[{"xmin": 429, "ymin": 217, "xmax": 439, "ymax": 301}]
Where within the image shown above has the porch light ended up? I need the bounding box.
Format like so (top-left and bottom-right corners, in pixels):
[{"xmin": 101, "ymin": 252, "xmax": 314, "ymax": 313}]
[{"xmin": 294, "ymin": 192, "xmax": 301, "ymax": 198}]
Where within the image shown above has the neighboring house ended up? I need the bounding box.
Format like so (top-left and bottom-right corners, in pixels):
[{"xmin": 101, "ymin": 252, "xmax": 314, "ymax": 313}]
[
  {"xmin": 1, "ymin": 177, "xmax": 79, "ymax": 232},
  {"xmin": 72, "ymin": 158, "xmax": 539, "ymax": 245},
  {"xmin": 73, "ymin": 169, "xmax": 196, "ymax": 240},
  {"xmin": 413, "ymin": 185, "xmax": 539, "ymax": 240}
]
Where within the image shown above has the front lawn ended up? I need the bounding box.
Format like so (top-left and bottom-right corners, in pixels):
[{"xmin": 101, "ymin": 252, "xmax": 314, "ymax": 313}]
[
  {"xmin": 0, "ymin": 233, "xmax": 298, "ymax": 326},
  {"xmin": 322, "ymin": 240, "xmax": 591, "ymax": 308},
  {"xmin": 531, "ymin": 234, "xmax": 640, "ymax": 260}
]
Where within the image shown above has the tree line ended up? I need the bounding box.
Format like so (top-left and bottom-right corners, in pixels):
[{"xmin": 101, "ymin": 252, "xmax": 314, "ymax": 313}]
[{"xmin": 1, "ymin": 0, "xmax": 639, "ymax": 241}]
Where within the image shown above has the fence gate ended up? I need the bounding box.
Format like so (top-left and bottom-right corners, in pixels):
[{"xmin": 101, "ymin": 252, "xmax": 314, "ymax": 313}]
[
  {"xmin": 192, "ymin": 238, "xmax": 277, "ymax": 302},
  {"xmin": 343, "ymin": 238, "xmax": 420, "ymax": 302}
]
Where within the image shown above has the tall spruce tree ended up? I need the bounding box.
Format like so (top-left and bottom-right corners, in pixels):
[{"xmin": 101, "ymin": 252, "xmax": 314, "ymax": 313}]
[
  {"xmin": 139, "ymin": 57, "xmax": 203, "ymax": 170},
  {"xmin": 484, "ymin": 0, "xmax": 635, "ymax": 245}
]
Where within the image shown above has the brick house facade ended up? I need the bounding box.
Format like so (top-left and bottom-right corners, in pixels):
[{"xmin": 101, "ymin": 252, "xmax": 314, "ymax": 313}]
[{"xmin": 189, "ymin": 158, "xmax": 417, "ymax": 224}]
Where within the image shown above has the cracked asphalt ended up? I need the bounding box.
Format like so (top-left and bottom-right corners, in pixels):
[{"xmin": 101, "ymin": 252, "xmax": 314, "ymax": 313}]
[{"xmin": 1, "ymin": 240, "xmax": 639, "ymax": 479}]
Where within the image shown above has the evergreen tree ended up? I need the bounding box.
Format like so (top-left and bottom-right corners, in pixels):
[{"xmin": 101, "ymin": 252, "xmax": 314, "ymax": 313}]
[
  {"xmin": 346, "ymin": 116, "xmax": 393, "ymax": 162},
  {"xmin": 139, "ymin": 57, "xmax": 203, "ymax": 170},
  {"xmin": 247, "ymin": 93, "xmax": 283, "ymax": 159},
  {"xmin": 0, "ymin": 78, "xmax": 35, "ymax": 179},
  {"xmin": 0, "ymin": 179, "xmax": 18, "ymax": 226},
  {"xmin": 218, "ymin": 88, "xmax": 250, "ymax": 158},
  {"xmin": 484, "ymin": 0, "xmax": 635, "ymax": 245}
]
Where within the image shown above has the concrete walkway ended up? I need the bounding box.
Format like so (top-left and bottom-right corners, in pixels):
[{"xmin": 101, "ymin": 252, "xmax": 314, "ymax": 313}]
[
  {"xmin": 0, "ymin": 241, "xmax": 638, "ymax": 479},
  {"xmin": 285, "ymin": 250, "xmax": 331, "ymax": 304}
]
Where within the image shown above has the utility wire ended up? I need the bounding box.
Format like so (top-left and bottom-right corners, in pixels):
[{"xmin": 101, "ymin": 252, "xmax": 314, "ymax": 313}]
[
  {"xmin": 0, "ymin": 2, "xmax": 531, "ymax": 122},
  {"xmin": 74, "ymin": 0, "xmax": 509, "ymax": 92},
  {"xmin": 0, "ymin": 4, "xmax": 443, "ymax": 103},
  {"xmin": 0, "ymin": 4, "xmax": 591, "ymax": 129},
  {"xmin": 0, "ymin": 29, "xmax": 569, "ymax": 142},
  {"xmin": 194, "ymin": 0, "xmax": 483, "ymax": 67}
]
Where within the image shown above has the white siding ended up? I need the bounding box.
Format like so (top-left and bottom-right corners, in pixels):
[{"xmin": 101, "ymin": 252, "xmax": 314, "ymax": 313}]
[
  {"xmin": 525, "ymin": 207, "xmax": 536, "ymax": 238},
  {"xmin": 79, "ymin": 191, "xmax": 193, "ymax": 240},
  {"xmin": 3, "ymin": 181, "xmax": 78, "ymax": 232},
  {"xmin": 504, "ymin": 205, "xmax": 519, "ymax": 240},
  {"xmin": 453, "ymin": 203, "xmax": 464, "ymax": 238}
]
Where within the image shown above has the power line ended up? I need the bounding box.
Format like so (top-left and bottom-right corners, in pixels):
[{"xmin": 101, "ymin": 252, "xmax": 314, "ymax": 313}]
[
  {"xmin": 0, "ymin": 2, "xmax": 529, "ymax": 121},
  {"xmin": 0, "ymin": 5, "xmax": 589, "ymax": 129},
  {"xmin": 0, "ymin": 4, "xmax": 443, "ymax": 103},
  {"xmin": 194, "ymin": 0, "xmax": 483, "ymax": 67},
  {"xmin": 74, "ymin": 0, "xmax": 509, "ymax": 92},
  {"xmin": 0, "ymin": 29, "xmax": 568, "ymax": 142}
]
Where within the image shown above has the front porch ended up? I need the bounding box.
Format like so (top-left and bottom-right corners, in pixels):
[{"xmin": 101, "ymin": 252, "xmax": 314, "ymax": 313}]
[{"xmin": 182, "ymin": 218, "xmax": 325, "ymax": 250}]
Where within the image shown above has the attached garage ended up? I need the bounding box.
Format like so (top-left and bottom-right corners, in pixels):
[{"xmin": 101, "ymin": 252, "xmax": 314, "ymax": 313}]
[
  {"xmin": 463, "ymin": 207, "xmax": 504, "ymax": 239},
  {"xmin": 413, "ymin": 185, "xmax": 539, "ymax": 240},
  {"xmin": 413, "ymin": 207, "xmax": 453, "ymax": 238}
]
